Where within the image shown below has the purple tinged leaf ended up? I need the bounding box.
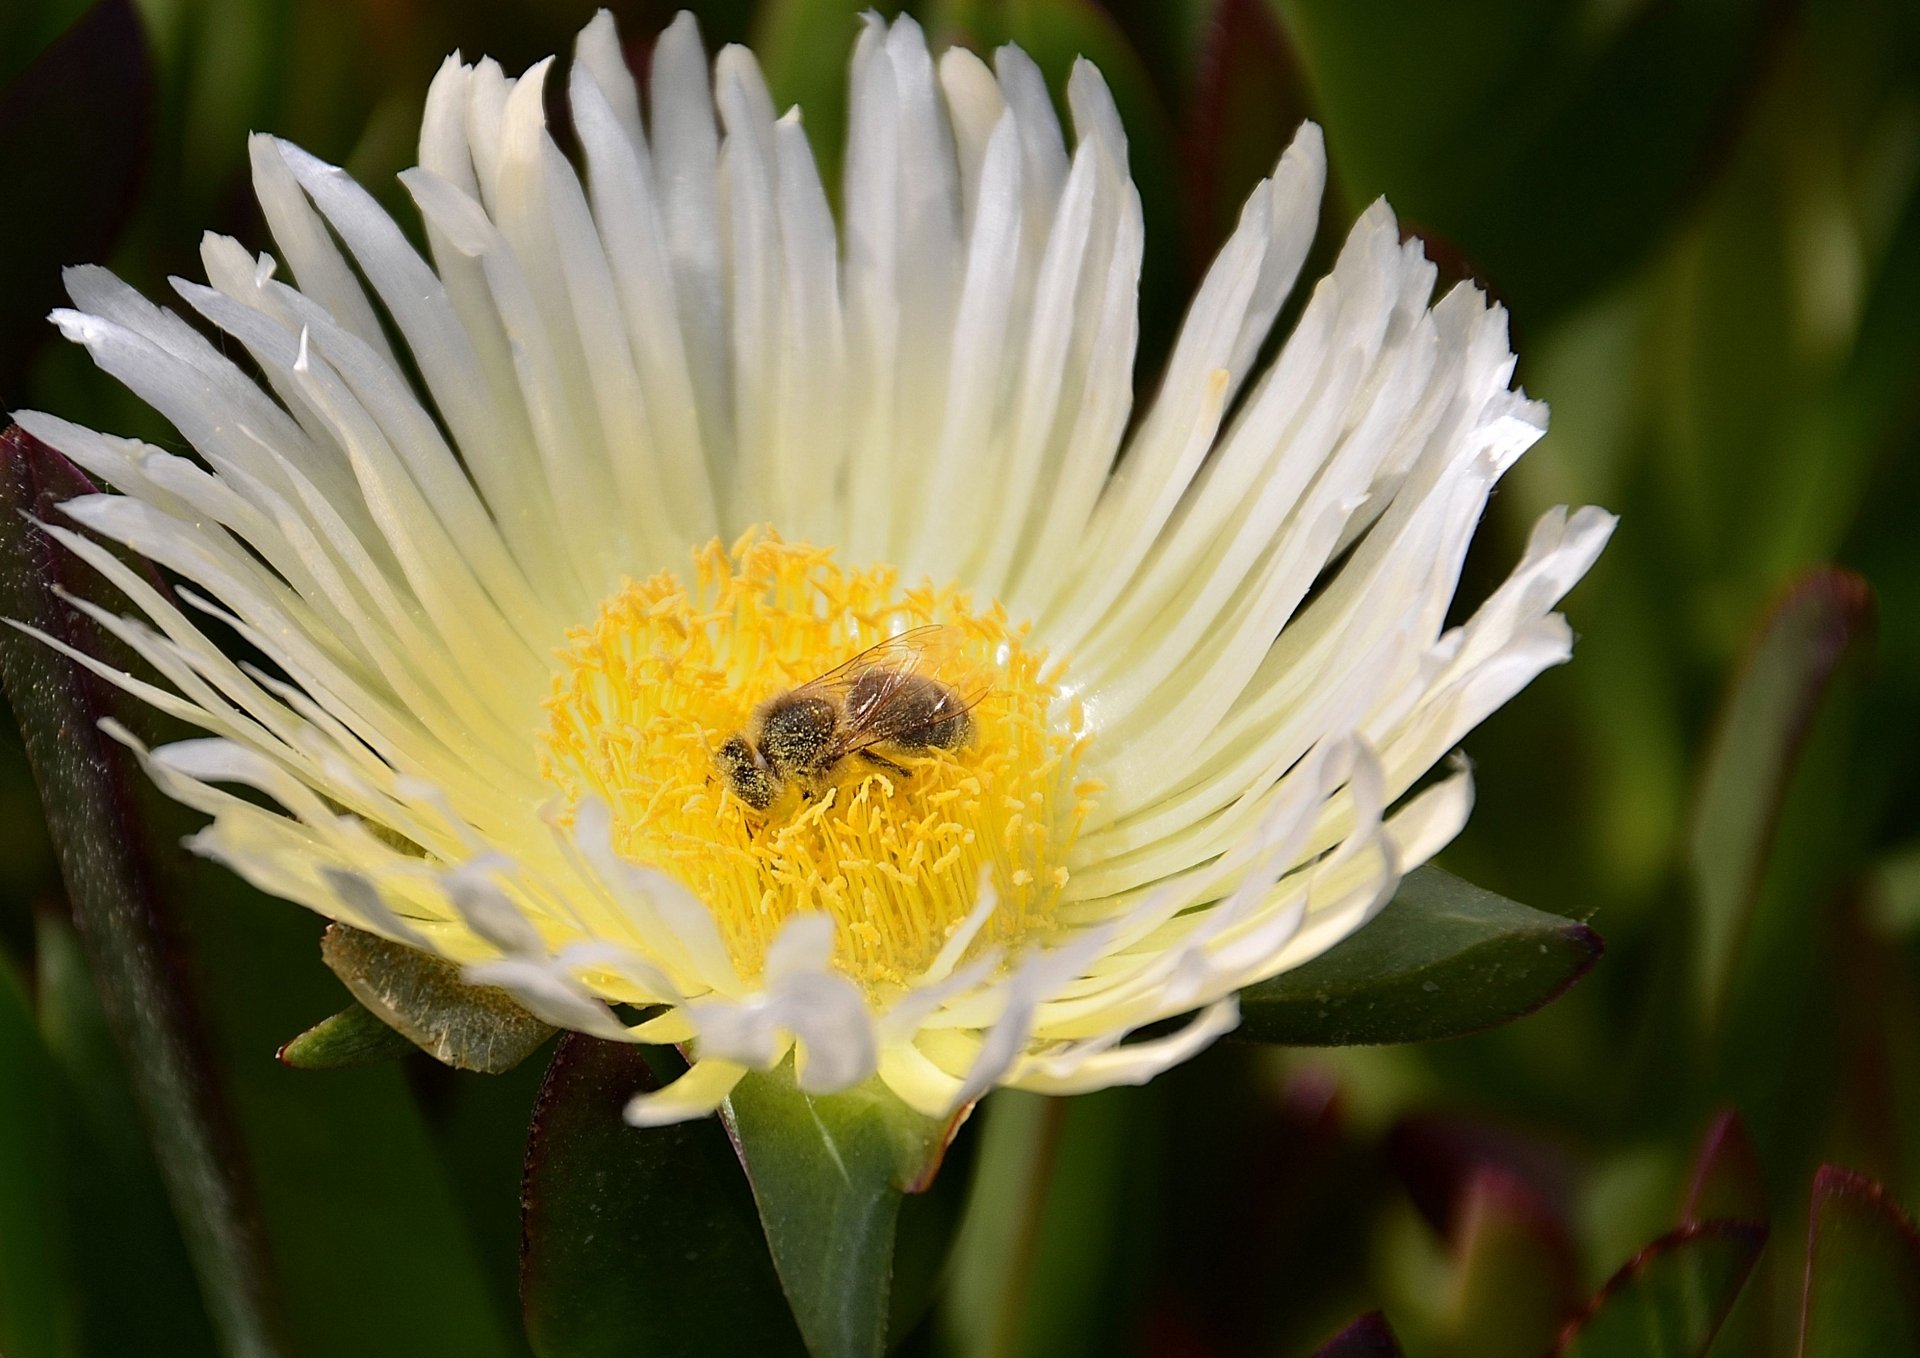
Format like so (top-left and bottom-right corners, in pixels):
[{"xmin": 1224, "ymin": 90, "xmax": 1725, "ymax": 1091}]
[
  {"xmin": 1186, "ymin": 0, "xmax": 1314, "ymax": 267},
  {"xmin": 1389, "ymin": 1113, "xmax": 1577, "ymax": 1241},
  {"xmin": 1690, "ymin": 568, "xmax": 1876, "ymax": 1024},
  {"xmin": 1312, "ymin": 1311, "xmax": 1405, "ymax": 1357},
  {"xmin": 1682, "ymin": 1109, "xmax": 1767, "ymax": 1226},
  {"xmin": 1444, "ymin": 1168, "xmax": 1579, "ymax": 1358},
  {"xmin": 1800, "ymin": 1165, "xmax": 1920, "ymax": 1357},
  {"xmin": 1554, "ymin": 1221, "xmax": 1767, "ymax": 1358}
]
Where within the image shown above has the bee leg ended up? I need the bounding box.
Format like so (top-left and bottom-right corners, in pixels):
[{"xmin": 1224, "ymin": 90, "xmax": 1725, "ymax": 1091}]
[{"xmin": 858, "ymin": 750, "xmax": 910, "ymax": 778}]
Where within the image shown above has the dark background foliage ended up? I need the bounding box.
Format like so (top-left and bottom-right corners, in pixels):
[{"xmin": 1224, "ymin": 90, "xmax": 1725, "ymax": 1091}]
[{"xmin": 2, "ymin": 0, "xmax": 1918, "ymax": 1354}]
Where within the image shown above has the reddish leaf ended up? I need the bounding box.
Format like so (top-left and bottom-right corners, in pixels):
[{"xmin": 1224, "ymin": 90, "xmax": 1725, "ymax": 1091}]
[
  {"xmin": 1445, "ymin": 1169, "xmax": 1579, "ymax": 1358},
  {"xmin": 1186, "ymin": 0, "xmax": 1314, "ymax": 266},
  {"xmin": 1555, "ymin": 1221, "xmax": 1767, "ymax": 1357},
  {"xmin": 1800, "ymin": 1166, "xmax": 1920, "ymax": 1357},
  {"xmin": 1313, "ymin": 1311, "xmax": 1405, "ymax": 1357},
  {"xmin": 1683, "ymin": 1110, "xmax": 1766, "ymax": 1226},
  {"xmin": 1690, "ymin": 568, "xmax": 1876, "ymax": 1023},
  {"xmin": 1388, "ymin": 1113, "xmax": 1576, "ymax": 1240}
]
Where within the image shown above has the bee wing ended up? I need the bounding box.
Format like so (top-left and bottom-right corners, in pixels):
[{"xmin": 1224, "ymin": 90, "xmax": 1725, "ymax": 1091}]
[
  {"xmin": 787, "ymin": 625, "xmax": 985, "ymax": 755},
  {"xmin": 832, "ymin": 674, "xmax": 990, "ymax": 756},
  {"xmin": 787, "ymin": 625, "xmax": 949, "ymax": 705}
]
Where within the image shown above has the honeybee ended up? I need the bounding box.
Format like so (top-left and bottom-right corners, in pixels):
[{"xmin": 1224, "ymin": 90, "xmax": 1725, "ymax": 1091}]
[{"xmin": 715, "ymin": 626, "xmax": 984, "ymax": 812}]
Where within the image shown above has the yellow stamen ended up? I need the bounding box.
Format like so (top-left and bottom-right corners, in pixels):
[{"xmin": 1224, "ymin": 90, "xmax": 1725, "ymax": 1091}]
[{"xmin": 540, "ymin": 531, "xmax": 1091, "ymax": 993}]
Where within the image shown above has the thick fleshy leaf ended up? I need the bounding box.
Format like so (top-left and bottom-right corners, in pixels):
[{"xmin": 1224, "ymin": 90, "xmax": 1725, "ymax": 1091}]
[
  {"xmin": 1682, "ymin": 1111, "xmax": 1766, "ymax": 1225},
  {"xmin": 1689, "ymin": 569, "xmax": 1875, "ymax": 1022},
  {"xmin": 943, "ymin": 1086, "xmax": 1160, "ymax": 1356},
  {"xmin": 942, "ymin": 1090, "xmax": 1063, "ymax": 1358},
  {"xmin": 319, "ymin": 924, "xmax": 555, "ymax": 1073},
  {"xmin": 1388, "ymin": 1114, "xmax": 1575, "ymax": 1242},
  {"xmin": 1669, "ymin": 1115, "xmax": 1770, "ymax": 1358},
  {"xmin": 0, "ymin": 0, "xmax": 152, "ymax": 397},
  {"xmin": 887, "ymin": 1121, "xmax": 976, "ymax": 1349},
  {"xmin": 1236, "ymin": 866, "xmax": 1602, "ymax": 1046},
  {"xmin": 1799, "ymin": 1166, "xmax": 1920, "ymax": 1357},
  {"xmin": 1313, "ymin": 1312, "xmax": 1406, "ymax": 1357},
  {"xmin": 1553, "ymin": 1222, "xmax": 1766, "ymax": 1358},
  {"xmin": 724, "ymin": 1061, "xmax": 963, "ymax": 1358},
  {"xmin": 276, "ymin": 1002, "xmax": 417, "ymax": 1071},
  {"xmin": 521, "ymin": 1036, "xmax": 804, "ymax": 1358},
  {"xmin": 0, "ymin": 425, "xmax": 290, "ymax": 1356},
  {"xmin": 1442, "ymin": 1169, "xmax": 1577, "ymax": 1358}
]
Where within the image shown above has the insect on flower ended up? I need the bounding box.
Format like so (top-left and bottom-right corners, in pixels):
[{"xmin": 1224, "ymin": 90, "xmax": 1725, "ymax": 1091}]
[
  {"xmin": 9, "ymin": 6, "xmax": 1616, "ymax": 1123},
  {"xmin": 714, "ymin": 625, "xmax": 985, "ymax": 812}
]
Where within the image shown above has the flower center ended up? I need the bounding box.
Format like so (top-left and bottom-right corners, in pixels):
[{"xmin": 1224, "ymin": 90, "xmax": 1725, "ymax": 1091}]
[{"xmin": 540, "ymin": 532, "xmax": 1092, "ymax": 993}]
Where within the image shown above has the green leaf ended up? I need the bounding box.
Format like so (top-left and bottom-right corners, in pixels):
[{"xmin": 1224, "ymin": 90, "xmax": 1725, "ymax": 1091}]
[
  {"xmin": 1681, "ymin": 1110, "xmax": 1766, "ymax": 1226},
  {"xmin": 1689, "ymin": 569, "xmax": 1875, "ymax": 1022},
  {"xmin": 0, "ymin": 424, "xmax": 291, "ymax": 1356},
  {"xmin": 1865, "ymin": 839, "xmax": 1920, "ymax": 935},
  {"xmin": 1553, "ymin": 1221, "xmax": 1766, "ymax": 1358},
  {"xmin": 1275, "ymin": 0, "xmax": 1780, "ymax": 323},
  {"xmin": 942, "ymin": 1086, "xmax": 1155, "ymax": 1358},
  {"xmin": 0, "ymin": 950, "xmax": 73, "ymax": 1358},
  {"xmin": 942, "ymin": 1090, "xmax": 1063, "ymax": 1358},
  {"xmin": 1235, "ymin": 866, "xmax": 1602, "ymax": 1046},
  {"xmin": 319, "ymin": 923, "xmax": 555, "ymax": 1073},
  {"xmin": 752, "ymin": 0, "xmax": 890, "ymax": 197},
  {"xmin": 1313, "ymin": 1312, "xmax": 1406, "ymax": 1357},
  {"xmin": 521, "ymin": 1036, "xmax": 803, "ymax": 1358},
  {"xmin": 724, "ymin": 1060, "xmax": 962, "ymax": 1358},
  {"xmin": 0, "ymin": 0, "xmax": 153, "ymax": 396},
  {"xmin": 275, "ymin": 1001, "xmax": 417, "ymax": 1071},
  {"xmin": 1799, "ymin": 1166, "xmax": 1920, "ymax": 1358},
  {"xmin": 1675, "ymin": 1112, "xmax": 1768, "ymax": 1358},
  {"xmin": 1441, "ymin": 1170, "xmax": 1576, "ymax": 1358}
]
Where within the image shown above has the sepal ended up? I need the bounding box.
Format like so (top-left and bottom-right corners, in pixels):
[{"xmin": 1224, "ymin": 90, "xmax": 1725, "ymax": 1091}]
[{"xmin": 316, "ymin": 924, "xmax": 554, "ymax": 1073}]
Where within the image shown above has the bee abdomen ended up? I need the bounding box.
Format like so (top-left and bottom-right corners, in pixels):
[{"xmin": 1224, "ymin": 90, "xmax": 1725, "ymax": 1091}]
[{"xmin": 851, "ymin": 672, "xmax": 973, "ymax": 750}]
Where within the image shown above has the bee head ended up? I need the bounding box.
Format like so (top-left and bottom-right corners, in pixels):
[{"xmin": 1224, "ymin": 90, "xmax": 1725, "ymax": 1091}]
[{"xmin": 714, "ymin": 733, "xmax": 780, "ymax": 811}]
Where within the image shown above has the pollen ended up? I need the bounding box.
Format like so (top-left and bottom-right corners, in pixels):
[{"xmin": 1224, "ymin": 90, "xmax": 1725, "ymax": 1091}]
[{"xmin": 539, "ymin": 531, "xmax": 1092, "ymax": 993}]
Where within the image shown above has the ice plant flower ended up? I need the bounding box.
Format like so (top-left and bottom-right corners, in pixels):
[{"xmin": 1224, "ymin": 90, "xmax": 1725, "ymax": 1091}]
[{"xmin": 14, "ymin": 11, "xmax": 1612, "ymax": 1124}]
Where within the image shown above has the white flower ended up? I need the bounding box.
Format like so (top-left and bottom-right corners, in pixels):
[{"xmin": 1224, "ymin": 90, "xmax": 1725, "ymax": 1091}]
[{"xmin": 14, "ymin": 10, "xmax": 1612, "ymax": 1124}]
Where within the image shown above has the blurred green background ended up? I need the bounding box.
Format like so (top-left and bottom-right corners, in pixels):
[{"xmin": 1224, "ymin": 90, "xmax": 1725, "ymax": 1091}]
[{"xmin": 3, "ymin": 0, "xmax": 1919, "ymax": 1354}]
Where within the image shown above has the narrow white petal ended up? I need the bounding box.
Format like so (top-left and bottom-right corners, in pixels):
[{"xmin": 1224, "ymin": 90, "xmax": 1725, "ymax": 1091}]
[{"xmin": 625, "ymin": 1059, "xmax": 750, "ymax": 1126}]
